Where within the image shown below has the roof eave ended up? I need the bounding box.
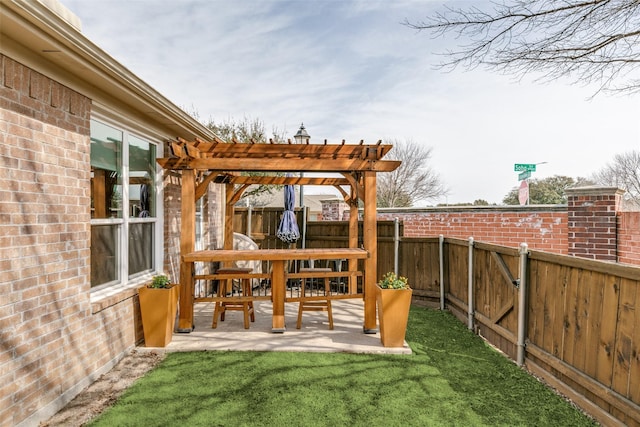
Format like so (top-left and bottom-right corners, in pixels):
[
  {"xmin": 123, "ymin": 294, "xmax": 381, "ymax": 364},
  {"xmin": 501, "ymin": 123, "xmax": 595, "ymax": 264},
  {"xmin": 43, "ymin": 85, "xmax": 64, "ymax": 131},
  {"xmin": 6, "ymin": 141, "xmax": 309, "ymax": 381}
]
[{"xmin": 0, "ymin": 0, "xmax": 214, "ymax": 141}]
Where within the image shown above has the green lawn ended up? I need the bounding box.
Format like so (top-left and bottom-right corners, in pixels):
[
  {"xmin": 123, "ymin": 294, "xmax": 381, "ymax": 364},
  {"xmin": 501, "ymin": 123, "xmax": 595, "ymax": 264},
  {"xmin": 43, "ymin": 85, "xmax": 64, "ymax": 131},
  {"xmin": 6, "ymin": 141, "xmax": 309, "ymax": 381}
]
[{"xmin": 90, "ymin": 307, "xmax": 596, "ymax": 426}]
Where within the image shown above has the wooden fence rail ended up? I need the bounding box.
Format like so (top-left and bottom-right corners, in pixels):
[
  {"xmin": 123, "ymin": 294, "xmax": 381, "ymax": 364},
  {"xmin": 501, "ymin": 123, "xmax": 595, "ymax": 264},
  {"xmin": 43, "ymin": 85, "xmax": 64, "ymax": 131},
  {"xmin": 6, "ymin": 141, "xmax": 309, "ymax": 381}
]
[{"xmin": 235, "ymin": 216, "xmax": 639, "ymax": 426}]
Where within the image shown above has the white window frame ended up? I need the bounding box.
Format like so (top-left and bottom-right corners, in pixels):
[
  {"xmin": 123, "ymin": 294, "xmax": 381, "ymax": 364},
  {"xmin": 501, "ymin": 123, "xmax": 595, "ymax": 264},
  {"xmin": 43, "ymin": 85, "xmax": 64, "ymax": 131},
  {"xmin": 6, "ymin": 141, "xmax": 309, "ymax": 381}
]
[{"xmin": 89, "ymin": 115, "xmax": 165, "ymax": 301}]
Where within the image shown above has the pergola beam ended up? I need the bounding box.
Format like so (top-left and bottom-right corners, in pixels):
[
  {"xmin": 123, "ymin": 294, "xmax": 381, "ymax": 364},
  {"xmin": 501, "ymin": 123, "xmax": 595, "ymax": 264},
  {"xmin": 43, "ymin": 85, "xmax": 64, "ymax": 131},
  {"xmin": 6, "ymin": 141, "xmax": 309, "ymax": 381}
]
[
  {"xmin": 158, "ymin": 157, "xmax": 400, "ymax": 172},
  {"xmin": 212, "ymin": 174, "xmax": 351, "ymax": 187}
]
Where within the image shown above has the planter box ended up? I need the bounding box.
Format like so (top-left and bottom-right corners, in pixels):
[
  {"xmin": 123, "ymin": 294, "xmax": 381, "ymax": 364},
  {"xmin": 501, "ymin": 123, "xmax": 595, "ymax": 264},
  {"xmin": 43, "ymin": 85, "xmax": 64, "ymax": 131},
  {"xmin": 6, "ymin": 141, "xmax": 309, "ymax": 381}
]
[
  {"xmin": 139, "ymin": 284, "xmax": 180, "ymax": 347},
  {"xmin": 376, "ymin": 285, "xmax": 412, "ymax": 347}
]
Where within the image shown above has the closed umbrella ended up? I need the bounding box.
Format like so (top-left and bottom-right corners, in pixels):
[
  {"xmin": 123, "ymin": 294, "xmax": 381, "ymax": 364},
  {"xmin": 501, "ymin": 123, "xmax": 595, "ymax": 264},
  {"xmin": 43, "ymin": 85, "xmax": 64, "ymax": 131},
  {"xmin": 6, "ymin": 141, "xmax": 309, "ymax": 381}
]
[
  {"xmin": 139, "ymin": 183, "xmax": 150, "ymax": 217},
  {"xmin": 276, "ymin": 183, "xmax": 300, "ymax": 244}
]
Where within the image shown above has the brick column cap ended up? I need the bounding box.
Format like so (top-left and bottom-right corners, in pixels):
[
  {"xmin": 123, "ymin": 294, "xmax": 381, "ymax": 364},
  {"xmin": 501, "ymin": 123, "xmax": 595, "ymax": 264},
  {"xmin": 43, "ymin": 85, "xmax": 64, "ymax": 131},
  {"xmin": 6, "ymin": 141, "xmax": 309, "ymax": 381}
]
[{"xmin": 565, "ymin": 185, "xmax": 625, "ymax": 197}]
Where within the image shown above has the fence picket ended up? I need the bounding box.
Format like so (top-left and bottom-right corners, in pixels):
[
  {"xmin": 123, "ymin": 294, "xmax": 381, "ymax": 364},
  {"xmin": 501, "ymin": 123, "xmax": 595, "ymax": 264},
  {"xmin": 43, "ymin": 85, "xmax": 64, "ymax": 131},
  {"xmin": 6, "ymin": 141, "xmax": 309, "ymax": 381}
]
[
  {"xmin": 584, "ymin": 271, "xmax": 605, "ymax": 380},
  {"xmin": 630, "ymin": 286, "xmax": 640, "ymax": 405}
]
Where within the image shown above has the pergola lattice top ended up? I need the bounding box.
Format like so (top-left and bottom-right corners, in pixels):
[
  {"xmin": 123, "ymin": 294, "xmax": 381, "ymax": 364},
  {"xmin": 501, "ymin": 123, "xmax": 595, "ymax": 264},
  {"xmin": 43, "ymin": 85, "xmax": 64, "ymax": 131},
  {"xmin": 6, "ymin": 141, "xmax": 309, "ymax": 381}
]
[{"xmin": 157, "ymin": 137, "xmax": 401, "ymax": 173}]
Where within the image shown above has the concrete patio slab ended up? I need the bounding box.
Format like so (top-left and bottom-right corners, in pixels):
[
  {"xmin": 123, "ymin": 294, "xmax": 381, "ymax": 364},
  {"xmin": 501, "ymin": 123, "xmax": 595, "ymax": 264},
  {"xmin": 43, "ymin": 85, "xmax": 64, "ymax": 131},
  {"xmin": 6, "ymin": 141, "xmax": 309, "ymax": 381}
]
[{"xmin": 147, "ymin": 299, "xmax": 411, "ymax": 355}]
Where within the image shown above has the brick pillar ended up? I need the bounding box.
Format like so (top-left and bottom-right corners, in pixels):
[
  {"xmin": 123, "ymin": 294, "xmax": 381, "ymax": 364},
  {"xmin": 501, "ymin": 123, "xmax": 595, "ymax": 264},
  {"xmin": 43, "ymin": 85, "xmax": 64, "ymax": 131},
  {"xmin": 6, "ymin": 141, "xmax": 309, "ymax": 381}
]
[
  {"xmin": 566, "ymin": 186, "xmax": 624, "ymax": 262},
  {"xmin": 321, "ymin": 198, "xmax": 347, "ymax": 221}
]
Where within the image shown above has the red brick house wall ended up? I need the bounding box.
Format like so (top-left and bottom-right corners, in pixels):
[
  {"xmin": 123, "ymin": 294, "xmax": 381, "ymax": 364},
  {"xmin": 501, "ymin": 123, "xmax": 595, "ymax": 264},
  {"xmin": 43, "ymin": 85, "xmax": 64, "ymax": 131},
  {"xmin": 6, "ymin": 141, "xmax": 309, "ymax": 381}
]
[
  {"xmin": 163, "ymin": 170, "xmax": 223, "ymax": 281},
  {"xmin": 1, "ymin": 56, "xmax": 143, "ymax": 426},
  {"xmin": 1, "ymin": 0, "xmax": 220, "ymax": 421},
  {"xmin": 163, "ymin": 170, "xmax": 183, "ymax": 280}
]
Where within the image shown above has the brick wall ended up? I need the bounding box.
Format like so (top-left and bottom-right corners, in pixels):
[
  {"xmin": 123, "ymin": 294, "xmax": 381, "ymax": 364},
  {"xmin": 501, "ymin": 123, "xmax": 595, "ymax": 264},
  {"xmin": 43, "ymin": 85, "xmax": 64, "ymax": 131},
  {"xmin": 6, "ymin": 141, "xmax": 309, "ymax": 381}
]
[
  {"xmin": 321, "ymin": 198, "xmax": 347, "ymax": 222},
  {"xmin": 0, "ymin": 56, "xmax": 140, "ymax": 427},
  {"xmin": 376, "ymin": 206, "xmax": 569, "ymax": 254},
  {"xmin": 618, "ymin": 212, "xmax": 640, "ymax": 265},
  {"xmin": 566, "ymin": 186, "xmax": 623, "ymax": 262},
  {"xmin": 322, "ymin": 186, "xmax": 640, "ymax": 265}
]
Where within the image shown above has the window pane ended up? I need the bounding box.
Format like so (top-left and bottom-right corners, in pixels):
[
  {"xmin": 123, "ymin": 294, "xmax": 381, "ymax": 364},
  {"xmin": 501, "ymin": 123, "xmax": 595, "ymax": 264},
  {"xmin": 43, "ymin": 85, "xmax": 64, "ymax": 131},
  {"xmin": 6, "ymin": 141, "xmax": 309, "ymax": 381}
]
[
  {"xmin": 90, "ymin": 121, "xmax": 123, "ymax": 219},
  {"xmin": 91, "ymin": 224, "xmax": 120, "ymax": 287},
  {"xmin": 129, "ymin": 135, "xmax": 156, "ymax": 218},
  {"xmin": 129, "ymin": 222, "xmax": 153, "ymax": 276}
]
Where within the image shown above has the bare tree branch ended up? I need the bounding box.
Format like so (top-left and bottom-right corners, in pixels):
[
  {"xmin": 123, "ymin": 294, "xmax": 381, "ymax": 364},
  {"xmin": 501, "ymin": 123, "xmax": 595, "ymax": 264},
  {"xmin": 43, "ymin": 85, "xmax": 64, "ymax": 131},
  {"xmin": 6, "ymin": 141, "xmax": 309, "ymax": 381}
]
[
  {"xmin": 205, "ymin": 117, "xmax": 287, "ymax": 202},
  {"xmin": 406, "ymin": 0, "xmax": 640, "ymax": 95},
  {"xmin": 377, "ymin": 139, "xmax": 449, "ymax": 207},
  {"xmin": 591, "ymin": 150, "xmax": 640, "ymax": 203}
]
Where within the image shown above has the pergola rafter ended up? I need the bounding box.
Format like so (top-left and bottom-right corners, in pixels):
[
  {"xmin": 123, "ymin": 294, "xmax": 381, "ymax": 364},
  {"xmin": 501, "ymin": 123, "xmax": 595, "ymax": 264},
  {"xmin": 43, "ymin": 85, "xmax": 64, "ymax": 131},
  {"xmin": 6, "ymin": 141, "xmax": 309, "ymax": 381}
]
[
  {"xmin": 157, "ymin": 136, "xmax": 400, "ymax": 333},
  {"xmin": 171, "ymin": 136, "xmax": 394, "ymax": 160}
]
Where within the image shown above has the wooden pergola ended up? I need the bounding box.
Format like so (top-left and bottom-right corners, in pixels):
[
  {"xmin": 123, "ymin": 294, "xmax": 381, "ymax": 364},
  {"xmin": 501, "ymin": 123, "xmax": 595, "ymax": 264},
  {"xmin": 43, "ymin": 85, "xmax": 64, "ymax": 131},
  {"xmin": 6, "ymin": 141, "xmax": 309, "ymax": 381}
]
[{"xmin": 157, "ymin": 136, "xmax": 400, "ymax": 333}]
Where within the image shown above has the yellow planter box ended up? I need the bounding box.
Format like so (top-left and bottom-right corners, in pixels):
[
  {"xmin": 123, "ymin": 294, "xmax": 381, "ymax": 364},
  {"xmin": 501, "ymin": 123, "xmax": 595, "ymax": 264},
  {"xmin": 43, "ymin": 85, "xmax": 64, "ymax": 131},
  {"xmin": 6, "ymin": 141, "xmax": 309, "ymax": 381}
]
[
  {"xmin": 376, "ymin": 285, "xmax": 412, "ymax": 348},
  {"xmin": 139, "ymin": 284, "xmax": 180, "ymax": 347}
]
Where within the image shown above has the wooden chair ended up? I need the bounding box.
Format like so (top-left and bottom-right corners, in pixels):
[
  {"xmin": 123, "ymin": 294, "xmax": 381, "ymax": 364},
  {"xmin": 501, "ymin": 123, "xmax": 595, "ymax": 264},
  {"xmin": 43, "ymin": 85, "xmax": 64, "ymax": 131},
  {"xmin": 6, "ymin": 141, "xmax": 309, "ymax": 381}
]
[
  {"xmin": 212, "ymin": 267, "xmax": 255, "ymax": 329},
  {"xmin": 297, "ymin": 262, "xmax": 334, "ymax": 330}
]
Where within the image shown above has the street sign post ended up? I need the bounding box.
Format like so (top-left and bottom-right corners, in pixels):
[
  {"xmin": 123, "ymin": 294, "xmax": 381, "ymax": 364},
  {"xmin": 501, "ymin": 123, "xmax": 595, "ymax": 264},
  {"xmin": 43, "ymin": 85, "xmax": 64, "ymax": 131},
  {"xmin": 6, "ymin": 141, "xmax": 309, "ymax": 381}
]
[
  {"xmin": 518, "ymin": 170, "xmax": 531, "ymax": 180},
  {"xmin": 514, "ymin": 163, "xmax": 537, "ymax": 172}
]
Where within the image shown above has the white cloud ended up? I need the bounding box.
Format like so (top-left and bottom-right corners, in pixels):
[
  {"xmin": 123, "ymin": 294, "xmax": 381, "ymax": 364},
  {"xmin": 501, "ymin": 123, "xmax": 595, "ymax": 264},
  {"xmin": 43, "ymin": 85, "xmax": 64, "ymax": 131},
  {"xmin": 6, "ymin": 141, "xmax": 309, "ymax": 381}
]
[{"xmin": 63, "ymin": 0, "xmax": 640, "ymax": 204}]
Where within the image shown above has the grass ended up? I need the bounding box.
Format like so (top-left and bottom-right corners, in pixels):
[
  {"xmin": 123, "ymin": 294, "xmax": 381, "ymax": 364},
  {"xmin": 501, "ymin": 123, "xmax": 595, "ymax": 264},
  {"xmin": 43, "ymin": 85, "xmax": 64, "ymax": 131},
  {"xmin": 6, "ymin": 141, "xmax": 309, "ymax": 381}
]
[{"xmin": 90, "ymin": 306, "xmax": 597, "ymax": 426}]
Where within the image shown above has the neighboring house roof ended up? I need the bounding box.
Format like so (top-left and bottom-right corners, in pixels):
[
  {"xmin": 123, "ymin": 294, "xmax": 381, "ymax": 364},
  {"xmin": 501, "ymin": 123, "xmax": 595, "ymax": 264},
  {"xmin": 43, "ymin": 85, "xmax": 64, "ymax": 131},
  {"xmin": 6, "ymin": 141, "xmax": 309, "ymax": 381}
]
[
  {"xmin": 0, "ymin": 0, "xmax": 214, "ymax": 141},
  {"xmin": 258, "ymin": 189, "xmax": 340, "ymax": 213}
]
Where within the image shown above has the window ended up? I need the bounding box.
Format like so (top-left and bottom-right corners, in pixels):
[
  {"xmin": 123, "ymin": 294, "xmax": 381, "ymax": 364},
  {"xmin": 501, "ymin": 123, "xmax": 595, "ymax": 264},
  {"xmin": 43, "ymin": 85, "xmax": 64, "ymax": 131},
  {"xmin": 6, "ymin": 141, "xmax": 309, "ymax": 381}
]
[
  {"xmin": 90, "ymin": 119, "xmax": 159, "ymax": 289},
  {"xmin": 128, "ymin": 135, "xmax": 156, "ymax": 277}
]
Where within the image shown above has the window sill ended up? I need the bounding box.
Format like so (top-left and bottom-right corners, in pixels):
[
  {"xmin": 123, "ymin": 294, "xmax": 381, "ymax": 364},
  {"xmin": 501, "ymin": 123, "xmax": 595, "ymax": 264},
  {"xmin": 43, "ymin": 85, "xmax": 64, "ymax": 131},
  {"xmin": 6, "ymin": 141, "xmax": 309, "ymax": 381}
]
[{"xmin": 90, "ymin": 275, "xmax": 152, "ymax": 314}]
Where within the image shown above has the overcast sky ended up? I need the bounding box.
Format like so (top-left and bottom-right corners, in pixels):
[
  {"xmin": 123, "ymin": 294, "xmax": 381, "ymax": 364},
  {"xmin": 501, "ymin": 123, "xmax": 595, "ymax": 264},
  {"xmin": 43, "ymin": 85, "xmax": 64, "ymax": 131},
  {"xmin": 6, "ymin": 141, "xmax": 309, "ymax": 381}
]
[{"xmin": 61, "ymin": 0, "xmax": 640, "ymax": 205}]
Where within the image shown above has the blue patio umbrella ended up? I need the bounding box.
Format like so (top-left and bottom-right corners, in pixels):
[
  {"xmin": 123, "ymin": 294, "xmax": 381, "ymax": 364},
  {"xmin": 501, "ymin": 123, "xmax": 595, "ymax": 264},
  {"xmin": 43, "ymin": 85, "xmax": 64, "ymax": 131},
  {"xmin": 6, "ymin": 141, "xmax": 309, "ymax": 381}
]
[{"xmin": 276, "ymin": 182, "xmax": 300, "ymax": 244}]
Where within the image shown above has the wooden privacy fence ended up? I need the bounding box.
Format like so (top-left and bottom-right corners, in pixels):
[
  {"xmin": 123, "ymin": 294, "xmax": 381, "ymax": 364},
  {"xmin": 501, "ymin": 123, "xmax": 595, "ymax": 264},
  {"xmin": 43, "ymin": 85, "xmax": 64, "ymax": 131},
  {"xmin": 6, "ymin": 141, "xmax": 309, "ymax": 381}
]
[
  {"xmin": 234, "ymin": 212, "xmax": 401, "ymax": 278},
  {"xmin": 233, "ymin": 207, "xmax": 305, "ymax": 250},
  {"xmin": 412, "ymin": 236, "xmax": 639, "ymax": 427},
  {"xmin": 237, "ymin": 217, "xmax": 638, "ymax": 427}
]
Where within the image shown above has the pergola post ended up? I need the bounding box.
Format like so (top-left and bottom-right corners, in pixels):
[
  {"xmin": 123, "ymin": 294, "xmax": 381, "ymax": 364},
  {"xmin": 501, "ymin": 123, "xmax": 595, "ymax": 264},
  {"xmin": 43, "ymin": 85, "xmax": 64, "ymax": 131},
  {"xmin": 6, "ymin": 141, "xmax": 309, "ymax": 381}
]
[
  {"xmin": 178, "ymin": 169, "xmax": 196, "ymax": 332},
  {"xmin": 363, "ymin": 171, "xmax": 377, "ymax": 333},
  {"xmin": 348, "ymin": 182, "xmax": 359, "ymax": 294},
  {"xmin": 224, "ymin": 183, "xmax": 235, "ymax": 252}
]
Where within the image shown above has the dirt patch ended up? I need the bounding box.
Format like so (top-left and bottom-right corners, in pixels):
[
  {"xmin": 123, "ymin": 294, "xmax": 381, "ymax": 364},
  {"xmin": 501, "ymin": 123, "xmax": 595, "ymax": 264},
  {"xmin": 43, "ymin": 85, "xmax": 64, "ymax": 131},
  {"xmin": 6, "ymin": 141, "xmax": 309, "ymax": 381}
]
[{"xmin": 41, "ymin": 349, "xmax": 165, "ymax": 427}]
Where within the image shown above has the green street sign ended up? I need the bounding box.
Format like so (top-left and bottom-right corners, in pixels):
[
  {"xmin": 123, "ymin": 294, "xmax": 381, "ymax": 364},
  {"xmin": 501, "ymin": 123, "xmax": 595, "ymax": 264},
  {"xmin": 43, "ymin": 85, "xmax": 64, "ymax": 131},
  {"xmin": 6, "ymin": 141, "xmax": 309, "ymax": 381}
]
[
  {"xmin": 514, "ymin": 163, "xmax": 537, "ymax": 172},
  {"xmin": 518, "ymin": 171, "xmax": 531, "ymax": 180}
]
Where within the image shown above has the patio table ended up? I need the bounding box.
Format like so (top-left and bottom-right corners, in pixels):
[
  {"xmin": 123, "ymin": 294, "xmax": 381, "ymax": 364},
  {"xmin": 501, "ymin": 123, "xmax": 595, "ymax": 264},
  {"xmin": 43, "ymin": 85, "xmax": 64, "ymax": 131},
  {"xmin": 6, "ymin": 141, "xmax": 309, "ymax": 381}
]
[{"xmin": 183, "ymin": 248, "xmax": 368, "ymax": 332}]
